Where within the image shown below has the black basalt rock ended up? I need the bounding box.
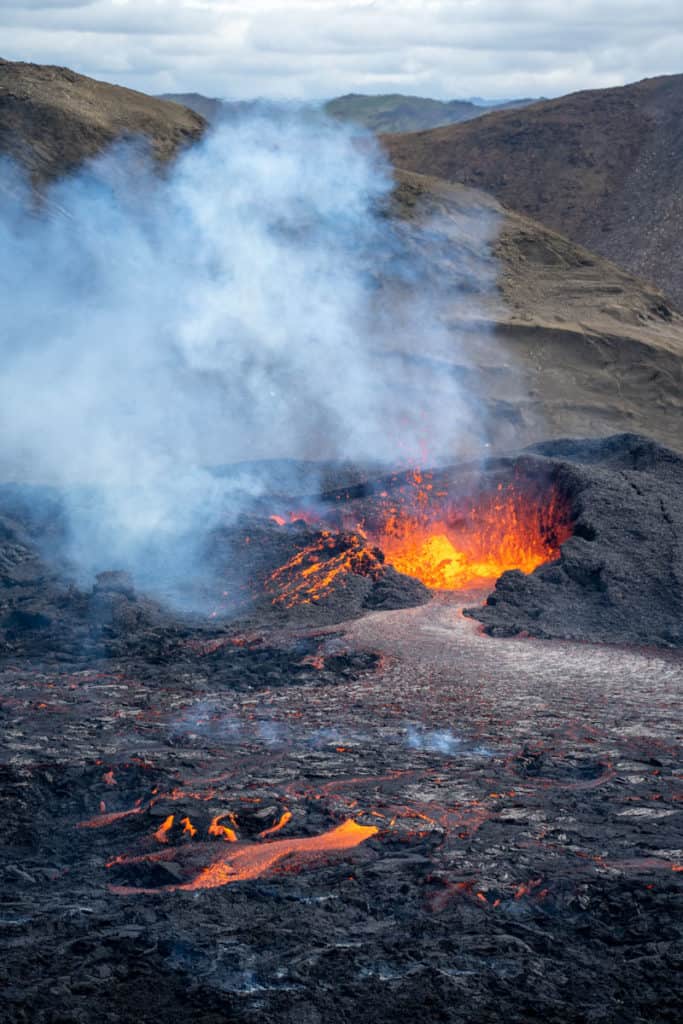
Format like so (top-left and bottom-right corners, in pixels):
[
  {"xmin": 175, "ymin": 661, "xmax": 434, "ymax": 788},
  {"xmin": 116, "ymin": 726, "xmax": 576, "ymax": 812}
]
[{"xmin": 466, "ymin": 434, "xmax": 683, "ymax": 647}]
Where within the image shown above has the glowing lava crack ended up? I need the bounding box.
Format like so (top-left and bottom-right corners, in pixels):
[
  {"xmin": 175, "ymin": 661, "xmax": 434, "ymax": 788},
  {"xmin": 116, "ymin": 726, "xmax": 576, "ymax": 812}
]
[
  {"xmin": 266, "ymin": 531, "xmax": 384, "ymax": 608},
  {"xmin": 267, "ymin": 479, "xmax": 572, "ymax": 600},
  {"xmin": 108, "ymin": 819, "xmax": 378, "ymax": 894},
  {"xmin": 372, "ymin": 480, "xmax": 571, "ymax": 590}
]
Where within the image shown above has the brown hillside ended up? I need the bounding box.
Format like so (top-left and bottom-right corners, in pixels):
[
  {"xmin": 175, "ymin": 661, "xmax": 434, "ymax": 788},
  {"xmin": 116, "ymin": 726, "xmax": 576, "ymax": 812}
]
[
  {"xmin": 0, "ymin": 58, "xmax": 679, "ymax": 452},
  {"xmin": 385, "ymin": 171, "xmax": 683, "ymax": 453},
  {"xmin": 0, "ymin": 58, "xmax": 205, "ymax": 183},
  {"xmin": 384, "ymin": 74, "xmax": 683, "ymax": 309}
]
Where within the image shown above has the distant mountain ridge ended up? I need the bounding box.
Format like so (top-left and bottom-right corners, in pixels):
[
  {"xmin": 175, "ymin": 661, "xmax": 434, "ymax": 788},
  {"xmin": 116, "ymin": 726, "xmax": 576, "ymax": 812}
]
[
  {"xmin": 159, "ymin": 90, "xmax": 537, "ymax": 133},
  {"xmin": 384, "ymin": 73, "xmax": 683, "ymax": 308},
  {"xmin": 323, "ymin": 93, "xmax": 536, "ymax": 133},
  {"xmin": 159, "ymin": 91, "xmax": 226, "ymax": 122}
]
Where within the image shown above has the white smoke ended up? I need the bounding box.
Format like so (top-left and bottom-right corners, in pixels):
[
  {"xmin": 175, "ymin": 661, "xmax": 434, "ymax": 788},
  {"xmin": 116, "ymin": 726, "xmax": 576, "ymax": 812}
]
[
  {"xmin": 406, "ymin": 726, "xmax": 462, "ymax": 755},
  {"xmin": 405, "ymin": 725, "xmax": 493, "ymax": 757},
  {"xmin": 0, "ymin": 109, "xmax": 498, "ymax": 587}
]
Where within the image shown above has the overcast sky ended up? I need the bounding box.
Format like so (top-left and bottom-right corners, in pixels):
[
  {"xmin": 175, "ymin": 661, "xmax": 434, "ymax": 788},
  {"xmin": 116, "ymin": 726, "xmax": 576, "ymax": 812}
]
[{"xmin": 2, "ymin": 1, "xmax": 682, "ymax": 101}]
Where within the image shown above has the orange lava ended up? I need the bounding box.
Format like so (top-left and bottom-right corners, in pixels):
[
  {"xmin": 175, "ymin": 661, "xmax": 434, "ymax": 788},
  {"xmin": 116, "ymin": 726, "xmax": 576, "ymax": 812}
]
[
  {"xmin": 258, "ymin": 810, "xmax": 293, "ymax": 839},
  {"xmin": 110, "ymin": 819, "xmax": 378, "ymax": 895},
  {"xmin": 153, "ymin": 815, "xmax": 174, "ymax": 844},
  {"xmin": 270, "ymin": 510, "xmax": 320, "ymax": 526},
  {"xmin": 514, "ymin": 878, "xmax": 543, "ymax": 900},
  {"xmin": 266, "ymin": 532, "xmax": 383, "ymax": 608},
  {"xmin": 374, "ymin": 483, "xmax": 571, "ymax": 590},
  {"xmin": 77, "ymin": 805, "xmax": 144, "ymax": 829},
  {"xmin": 267, "ymin": 476, "xmax": 572, "ymax": 601},
  {"xmin": 208, "ymin": 814, "xmax": 238, "ymax": 842}
]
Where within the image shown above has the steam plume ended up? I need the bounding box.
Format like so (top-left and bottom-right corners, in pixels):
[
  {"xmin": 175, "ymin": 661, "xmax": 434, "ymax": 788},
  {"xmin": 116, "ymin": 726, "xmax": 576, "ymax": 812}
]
[{"xmin": 0, "ymin": 110, "xmax": 498, "ymax": 588}]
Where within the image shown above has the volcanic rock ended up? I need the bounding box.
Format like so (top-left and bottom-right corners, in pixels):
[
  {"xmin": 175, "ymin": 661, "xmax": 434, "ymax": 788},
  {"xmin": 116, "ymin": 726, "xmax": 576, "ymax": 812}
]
[{"xmin": 466, "ymin": 434, "xmax": 683, "ymax": 647}]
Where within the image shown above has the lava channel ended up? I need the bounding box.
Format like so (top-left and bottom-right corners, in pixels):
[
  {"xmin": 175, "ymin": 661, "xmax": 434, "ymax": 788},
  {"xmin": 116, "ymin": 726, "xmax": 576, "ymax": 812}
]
[{"xmin": 109, "ymin": 818, "xmax": 378, "ymax": 894}]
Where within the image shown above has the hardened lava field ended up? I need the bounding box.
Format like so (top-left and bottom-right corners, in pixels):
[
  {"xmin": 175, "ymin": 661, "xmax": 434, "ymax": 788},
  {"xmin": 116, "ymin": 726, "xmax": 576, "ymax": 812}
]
[{"xmin": 0, "ymin": 435, "xmax": 681, "ymax": 1024}]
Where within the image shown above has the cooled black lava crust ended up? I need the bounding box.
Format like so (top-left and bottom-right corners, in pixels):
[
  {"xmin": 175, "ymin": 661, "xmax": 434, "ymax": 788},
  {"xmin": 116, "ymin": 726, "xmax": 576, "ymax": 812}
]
[
  {"xmin": 465, "ymin": 433, "xmax": 683, "ymax": 647},
  {"xmin": 0, "ymin": 434, "xmax": 681, "ymax": 1024}
]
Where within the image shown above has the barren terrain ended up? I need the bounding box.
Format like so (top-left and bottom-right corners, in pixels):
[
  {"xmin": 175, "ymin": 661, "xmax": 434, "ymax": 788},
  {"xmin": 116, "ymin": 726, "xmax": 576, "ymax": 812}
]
[
  {"xmin": 0, "ymin": 60, "xmax": 681, "ymax": 1024},
  {"xmin": 389, "ymin": 172, "xmax": 683, "ymax": 452},
  {"xmin": 385, "ymin": 74, "xmax": 683, "ymax": 307},
  {"xmin": 2, "ymin": 591, "xmax": 681, "ymax": 1023},
  {"xmin": 1, "ymin": 436, "xmax": 682, "ymax": 1022},
  {"xmin": 0, "ymin": 58, "xmax": 204, "ymax": 184}
]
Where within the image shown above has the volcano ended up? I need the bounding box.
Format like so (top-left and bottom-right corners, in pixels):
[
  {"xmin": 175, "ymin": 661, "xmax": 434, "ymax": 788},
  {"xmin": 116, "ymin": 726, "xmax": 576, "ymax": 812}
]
[{"xmin": 1, "ymin": 59, "xmax": 682, "ymax": 1024}]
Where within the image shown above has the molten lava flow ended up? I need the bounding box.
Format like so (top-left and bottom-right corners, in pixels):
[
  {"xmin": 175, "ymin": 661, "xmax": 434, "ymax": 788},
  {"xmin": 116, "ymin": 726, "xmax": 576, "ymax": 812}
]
[
  {"xmin": 266, "ymin": 531, "xmax": 383, "ymax": 608},
  {"xmin": 154, "ymin": 815, "xmax": 174, "ymax": 843},
  {"xmin": 270, "ymin": 510, "xmax": 320, "ymax": 527},
  {"xmin": 208, "ymin": 814, "xmax": 238, "ymax": 842},
  {"xmin": 266, "ymin": 477, "xmax": 571, "ymax": 597},
  {"xmin": 258, "ymin": 809, "xmax": 292, "ymax": 839},
  {"xmin": 110, "ymin": 819, "xmax": 378, "ymax": 894},
  {"xmin": 175, "ymin": 818, "xmax": 376, "ymax": 892},
  {"xmin": 375, "ymin": 483, "xmax": 571, "ymax": 590},
  {"xmin": 77, "ymin": 804, "xmax": 144, "ymax": 828}
]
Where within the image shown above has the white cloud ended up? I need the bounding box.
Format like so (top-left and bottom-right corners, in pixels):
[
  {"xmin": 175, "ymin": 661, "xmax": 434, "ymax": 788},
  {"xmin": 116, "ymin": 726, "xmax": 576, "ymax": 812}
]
[
  {"xmin": 3, "ymin": 2, "xmax": 96, "ymax": 9},
  {"xmin": 1, "ymin": 0, "xmax": 682, "ymax": 99}
]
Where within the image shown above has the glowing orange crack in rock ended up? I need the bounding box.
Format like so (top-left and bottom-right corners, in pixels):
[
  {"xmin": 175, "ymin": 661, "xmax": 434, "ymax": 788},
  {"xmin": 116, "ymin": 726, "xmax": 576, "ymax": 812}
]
[
  {"xmin": 77, "ymin": 804, "xmax": 144, "ymax": 828},
  {"xmin": 265, "ymin": 533, "xmax": 383, "ymax": 608},
  {"xmin": 180, "ymin": 816, "xmax": 197, "ymax": 838},
  {"xmin": 109, "ymin": 819, "xmax": 378, "ymax": 894}
]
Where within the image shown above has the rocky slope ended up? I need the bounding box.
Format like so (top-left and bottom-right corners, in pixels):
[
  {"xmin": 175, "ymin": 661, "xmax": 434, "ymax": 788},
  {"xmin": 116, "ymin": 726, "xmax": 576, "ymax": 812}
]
[
  {"xmin": 387, "ymin": 171, "xmax": 683, "ymax": 453},
  {"xmin": 384, "ymin": 74, "xmax": 683, "ymax": 308},
  {"xmin": 0, "ymin": 58, "xmax": 205, "ymax": 183},
  {"xmin": 465, "ymin": 433, "xmax": 683, "ymax": 647}
]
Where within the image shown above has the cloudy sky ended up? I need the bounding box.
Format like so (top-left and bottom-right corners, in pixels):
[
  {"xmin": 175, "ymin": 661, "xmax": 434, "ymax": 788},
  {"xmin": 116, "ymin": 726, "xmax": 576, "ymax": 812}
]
[{"xmin": 2, "ymin": 0, "xmax": 681, "ymax": 101}]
